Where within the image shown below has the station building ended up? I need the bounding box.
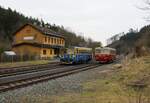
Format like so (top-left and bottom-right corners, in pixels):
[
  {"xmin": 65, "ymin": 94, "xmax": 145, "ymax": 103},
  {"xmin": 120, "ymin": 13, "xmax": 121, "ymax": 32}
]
[{"xmin": 12, "ymin": 23, "xmax": 65, "ymax": 59}]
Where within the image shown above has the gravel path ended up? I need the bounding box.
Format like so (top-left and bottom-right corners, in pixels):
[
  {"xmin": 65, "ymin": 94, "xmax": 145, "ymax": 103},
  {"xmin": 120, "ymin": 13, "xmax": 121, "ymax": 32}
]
[{"xmin": 0, "ymin": 64, "xmax": 113, "ymax": 103}]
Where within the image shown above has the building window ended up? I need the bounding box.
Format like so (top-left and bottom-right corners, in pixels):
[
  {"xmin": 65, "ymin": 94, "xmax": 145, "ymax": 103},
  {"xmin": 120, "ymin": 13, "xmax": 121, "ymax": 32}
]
[
  {"xmin": 51, "ymin": 38, "xmax": 53, "ymax": 44},
  {"xmin": 45, "ymin": 37, "xmax": 47, "ymax": 43},
  {"xmin": 63, "ymin": 40, "xmax": 64, "ymax": 45},
  {"xmin": 43, "ymin": 50, "xmax": 47, "ymax": 55},
  {"xmin": 54, "ymin": 38, "xmax": 56, "ymax": 44},
  {"xmin": 26, "ymin": 29, "xmax": 31, "ymax": 33},
  {"xmin": 50, "ymin": 49, "xmax": 52, "ymax": 55},
  {"xmin": 57, "ymin": 39, "xmax": 59, "ymax": 44},
  {"xmin": 59, "ymin": 39, "xmax": 61, "ymax": 45},
  {"xmin": 54, "ymin": 49, "xmax": 57, "ymax": 55},
  {"xmin": 48, "ymin": 37, "xmax": 50, "ymax": 43},
  {"xmin": 61, "ymin": 40, "xmax": 63, "ymax": 44},
  {"xmin": 56, "ymin": 38, "xmax": 58, "ymax": 44},
  {"xmin": 59, "ymin": 39, "xmax": 61, "ymax": 44}
]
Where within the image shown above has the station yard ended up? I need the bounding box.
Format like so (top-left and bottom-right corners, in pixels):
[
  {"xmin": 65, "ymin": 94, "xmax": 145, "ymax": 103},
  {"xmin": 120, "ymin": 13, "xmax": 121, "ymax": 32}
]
[{"xmin": 0, "ymin": 56, "xmax": 149, "ymax": 103}]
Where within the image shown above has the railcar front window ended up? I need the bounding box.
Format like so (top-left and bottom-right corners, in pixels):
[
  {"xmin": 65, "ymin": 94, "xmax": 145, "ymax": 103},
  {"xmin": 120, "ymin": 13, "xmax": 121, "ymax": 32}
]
[
  {"xmin": 99, "ymin": 49, "xmax": 110, "ymax": 54},
  {"xmin": 95, "ymin": 49, "xmax": 101, "ymax": 53}
]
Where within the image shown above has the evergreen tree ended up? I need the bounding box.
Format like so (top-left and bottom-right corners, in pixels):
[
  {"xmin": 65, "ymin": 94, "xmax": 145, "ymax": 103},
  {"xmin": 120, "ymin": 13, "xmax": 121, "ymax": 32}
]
[{"xmin": 0, "ymin": 6, "xmax": 101, "ymax": 50}]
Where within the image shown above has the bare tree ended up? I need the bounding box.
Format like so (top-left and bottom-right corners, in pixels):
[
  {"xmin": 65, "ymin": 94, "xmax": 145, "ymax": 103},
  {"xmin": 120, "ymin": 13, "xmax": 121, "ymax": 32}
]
[{"xmin": 138, "ymin": 0, "xmax": 150, "ymax": 21}]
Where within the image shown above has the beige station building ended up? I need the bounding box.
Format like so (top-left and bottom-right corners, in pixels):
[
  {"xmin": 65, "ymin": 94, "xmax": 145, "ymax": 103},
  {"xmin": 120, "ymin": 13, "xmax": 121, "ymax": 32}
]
[{"xmin": 12, "ymin": 23, "xmax": 65, "ymax": 59}]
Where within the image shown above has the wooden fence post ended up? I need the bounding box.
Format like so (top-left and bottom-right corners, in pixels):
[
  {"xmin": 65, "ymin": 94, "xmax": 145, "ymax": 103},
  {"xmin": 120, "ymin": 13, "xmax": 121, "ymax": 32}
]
[
  {"xmin": 0, "ymin": 54, "xmax": 3, "ymax": 63},
  {"xmin": 0, "ymin": 54, "xmax": 1, "ymax": 63},
  {"xmin": 11, "ymin": 55, "xmax": 14, "ymax": 63}
]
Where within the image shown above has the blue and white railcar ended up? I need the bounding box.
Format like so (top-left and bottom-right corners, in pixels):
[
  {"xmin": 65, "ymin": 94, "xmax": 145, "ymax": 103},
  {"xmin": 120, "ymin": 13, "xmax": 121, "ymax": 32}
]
[{"xmin": 60, "ymin": 47, "xmax": 92, "ymax": 64}]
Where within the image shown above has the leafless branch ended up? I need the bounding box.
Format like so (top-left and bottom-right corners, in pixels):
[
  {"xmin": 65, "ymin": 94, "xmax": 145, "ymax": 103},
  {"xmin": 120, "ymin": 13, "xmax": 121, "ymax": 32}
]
[
  {"xmin": 136, "ymin": 0, "xmax": 150, "ymax": 11},
  {"xmin": 143, "ymin": 16, "xmax": 150, "ymax": 21},
  {"xmin": 145, "ymin": 0, "xmax": 150, "ymax": 5}
]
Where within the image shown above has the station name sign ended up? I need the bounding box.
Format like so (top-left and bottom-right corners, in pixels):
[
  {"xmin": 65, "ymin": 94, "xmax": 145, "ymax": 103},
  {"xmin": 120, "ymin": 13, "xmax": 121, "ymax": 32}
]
[{"xmin": 23, "ymin": 36, "xmax": 34, "ymax": 40}]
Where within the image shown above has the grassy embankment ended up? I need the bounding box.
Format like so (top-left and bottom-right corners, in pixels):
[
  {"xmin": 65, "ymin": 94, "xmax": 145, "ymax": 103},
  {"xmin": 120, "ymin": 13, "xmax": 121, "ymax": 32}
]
[
  {"xmin": 48, "ymin": 56, "xmax": 150, "ymax": 103},
  {"xmin": 0, "ymin": 60, "xmax": 51, "ymax": 68}
]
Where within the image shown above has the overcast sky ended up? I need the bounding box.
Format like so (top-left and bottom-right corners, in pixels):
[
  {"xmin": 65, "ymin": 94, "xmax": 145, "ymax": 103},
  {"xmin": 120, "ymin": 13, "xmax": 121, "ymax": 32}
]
[{"xmin": 0, "ymin": 0, "xmax": 149, "ymax": 45}]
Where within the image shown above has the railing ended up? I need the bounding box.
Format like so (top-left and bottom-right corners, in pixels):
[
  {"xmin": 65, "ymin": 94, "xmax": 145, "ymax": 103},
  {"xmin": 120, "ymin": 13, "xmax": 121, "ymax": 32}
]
[
  {"xmin": 12, "ymin": 41, "xmax": 65, "ymax": 47},
  {"xmin": 0, "ymin": 54, "xmax": 40, "ymax": 63}
]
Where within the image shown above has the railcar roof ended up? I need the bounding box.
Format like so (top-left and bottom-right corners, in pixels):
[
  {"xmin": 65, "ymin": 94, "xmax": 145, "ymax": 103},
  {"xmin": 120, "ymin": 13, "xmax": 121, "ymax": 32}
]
[
  {"xmin": 74, "ymin": 47, "xmax": 92, "ymax": 50},
  {"xmin": 95, "ymin": 47, "xmax": 116, "ymax": 51}
]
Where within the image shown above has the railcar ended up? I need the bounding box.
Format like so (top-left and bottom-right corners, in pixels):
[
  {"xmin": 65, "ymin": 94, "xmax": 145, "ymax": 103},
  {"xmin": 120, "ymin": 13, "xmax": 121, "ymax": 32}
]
[
  {"xmin": 60, "ymin": 47, "xmax": 92, "ymax": 64},
  {"xmin": 95, "ymin": 47, "xmax": 116, "ymax": 63}
]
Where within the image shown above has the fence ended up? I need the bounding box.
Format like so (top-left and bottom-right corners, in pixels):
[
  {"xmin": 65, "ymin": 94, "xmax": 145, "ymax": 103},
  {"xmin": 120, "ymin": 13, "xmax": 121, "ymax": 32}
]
[{"xmin": 0, "ymin": 54, "xmax": 41, "ymax": 63}]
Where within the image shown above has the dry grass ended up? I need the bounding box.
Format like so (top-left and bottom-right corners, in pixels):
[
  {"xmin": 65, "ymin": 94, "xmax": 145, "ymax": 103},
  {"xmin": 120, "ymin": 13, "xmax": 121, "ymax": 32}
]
[
  {"xmin": 3, "ymin": 56, "xmax": 150, "ymax": 103},
  {"xmin": 0, "ymin": 60, "xmax": 50, "ymax": 68},
  {"xmin": 46, "ymin": 56, "xmax": 150, "ymax": 103}
]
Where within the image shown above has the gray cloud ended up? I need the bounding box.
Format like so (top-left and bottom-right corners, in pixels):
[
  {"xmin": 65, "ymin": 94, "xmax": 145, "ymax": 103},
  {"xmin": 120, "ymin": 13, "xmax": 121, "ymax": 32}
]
[{"xmin": 0, "ymin": 0, "xmax": 148, "ymax": 45}]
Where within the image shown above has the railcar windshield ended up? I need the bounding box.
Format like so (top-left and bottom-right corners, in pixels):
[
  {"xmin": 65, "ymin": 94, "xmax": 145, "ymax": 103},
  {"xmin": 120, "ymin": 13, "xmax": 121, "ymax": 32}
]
[
  {"xmin": 75, "ymin": 48, "xmax": 92, "ymax": 54},
  {"xmin": 95, "ymin": 48, "xmax": 116, "ymax": 55},
  {"xmin": 66, "ymin": 48, "xmax": 74, "ymax": 54},
  {"xmin": 76, "ymin": 49, "xmax": 92, "ymax": 54},
  {"xmin": 100, "ymin": 49, "xmax": 110, "ymax": 54},
  {"xmin": 66, "ymin": 47, "xmax": 92, "ymax": 55}
]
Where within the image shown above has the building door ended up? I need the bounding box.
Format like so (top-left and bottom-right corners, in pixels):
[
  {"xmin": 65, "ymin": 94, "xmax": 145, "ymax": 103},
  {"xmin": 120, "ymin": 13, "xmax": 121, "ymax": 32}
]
[{"xmin": 54, "ymin": 48, "xmax": 60, "ymax": 57}]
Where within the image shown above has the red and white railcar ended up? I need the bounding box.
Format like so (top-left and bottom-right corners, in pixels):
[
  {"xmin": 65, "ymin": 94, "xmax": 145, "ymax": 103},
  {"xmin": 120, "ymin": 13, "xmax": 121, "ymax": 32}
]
[{"xmin": 95, "ymin": 47, "xmax": 116, "ymax": 63}]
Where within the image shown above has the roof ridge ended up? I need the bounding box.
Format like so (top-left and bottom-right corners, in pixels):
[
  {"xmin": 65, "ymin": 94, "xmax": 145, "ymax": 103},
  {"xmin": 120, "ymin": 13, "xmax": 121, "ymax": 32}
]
[{"xmin": 13, "ymin": 23, "xmax": 65, "ymax": 39}]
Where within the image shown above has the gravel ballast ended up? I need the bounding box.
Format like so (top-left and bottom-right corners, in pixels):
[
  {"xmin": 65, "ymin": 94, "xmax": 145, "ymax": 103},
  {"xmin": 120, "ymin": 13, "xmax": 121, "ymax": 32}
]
[{"xmin": 0, "ymin": 64, "xmax": 113, "ymax": 103}]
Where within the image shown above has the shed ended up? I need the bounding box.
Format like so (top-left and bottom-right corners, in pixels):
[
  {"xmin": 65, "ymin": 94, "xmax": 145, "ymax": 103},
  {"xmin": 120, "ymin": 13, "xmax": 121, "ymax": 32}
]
[{"xmin": 4, "ymin": 51, "xmax": 16, "ymax": 56}]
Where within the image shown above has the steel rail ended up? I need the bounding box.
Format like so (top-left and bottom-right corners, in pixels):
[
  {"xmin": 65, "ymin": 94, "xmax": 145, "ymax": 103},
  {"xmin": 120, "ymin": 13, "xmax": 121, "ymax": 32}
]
[
  {"xmin": 0, "ymin": 64, "xmax": 66, "ymax": 78},
  {"xmin": 0, "ymin": 64, "xmax": 101, "ymax": 93},
  {"xmin": 0, "ymin": 62, "xmax": 59, "ymax": 73}
]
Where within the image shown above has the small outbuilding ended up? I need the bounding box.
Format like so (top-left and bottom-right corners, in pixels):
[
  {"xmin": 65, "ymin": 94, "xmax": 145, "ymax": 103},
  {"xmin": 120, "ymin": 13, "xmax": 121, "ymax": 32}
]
[{"xmin": 4, "ymin": 51, "xmax": 16, "ymax": 56}]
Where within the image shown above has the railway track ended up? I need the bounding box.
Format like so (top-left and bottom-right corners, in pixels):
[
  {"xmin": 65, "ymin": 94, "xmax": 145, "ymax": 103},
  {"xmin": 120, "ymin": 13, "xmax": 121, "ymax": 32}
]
[
  {"xmin": 0, "ymin": 63, "xmax": 101, "ymax": 93},
  {"xmin": 0, "ymin": 62, "xmax": 60, "ymax": 77},
  {"xmin": 0, "ymin": 64, "xmax": 66, "ymax": 78}
]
